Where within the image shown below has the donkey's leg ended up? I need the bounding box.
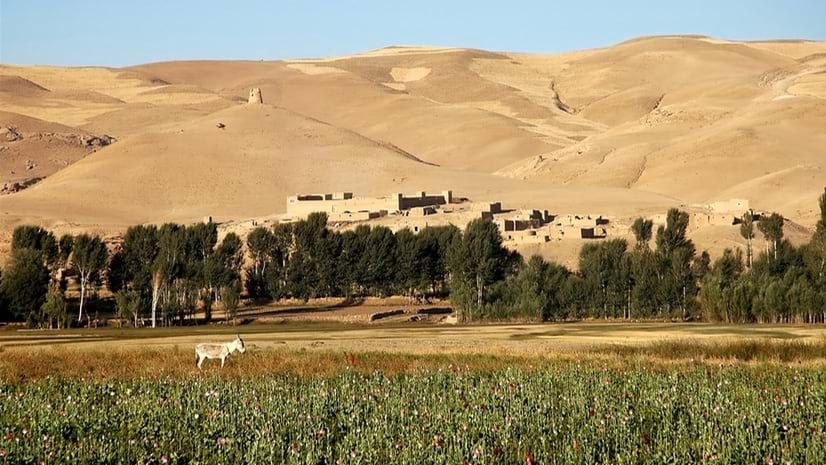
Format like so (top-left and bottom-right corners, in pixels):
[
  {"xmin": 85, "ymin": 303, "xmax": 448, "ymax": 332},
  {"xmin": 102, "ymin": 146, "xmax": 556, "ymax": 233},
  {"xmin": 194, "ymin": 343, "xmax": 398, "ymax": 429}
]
[
  {"xmin": 197, "ymin": 354, "xmax": 205, "ymax": 370},
  {"xmin": 221, "ymin": 356, "xmax": 226, "ymax": 368}
]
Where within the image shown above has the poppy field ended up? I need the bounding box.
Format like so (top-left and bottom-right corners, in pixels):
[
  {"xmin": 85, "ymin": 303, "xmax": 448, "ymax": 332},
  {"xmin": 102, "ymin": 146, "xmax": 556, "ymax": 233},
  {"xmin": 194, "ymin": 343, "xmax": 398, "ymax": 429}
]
[{"xmin": 1, "ymin": 360, "xmax": 824, "ymax": 464}]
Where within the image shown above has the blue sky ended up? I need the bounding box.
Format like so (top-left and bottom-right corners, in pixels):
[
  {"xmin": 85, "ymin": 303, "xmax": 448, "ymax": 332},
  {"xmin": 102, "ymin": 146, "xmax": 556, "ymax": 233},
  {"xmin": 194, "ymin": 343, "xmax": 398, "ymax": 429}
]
[{"xmin": 2, "ymin": 1, "xmax": 824, "ymax": 66}]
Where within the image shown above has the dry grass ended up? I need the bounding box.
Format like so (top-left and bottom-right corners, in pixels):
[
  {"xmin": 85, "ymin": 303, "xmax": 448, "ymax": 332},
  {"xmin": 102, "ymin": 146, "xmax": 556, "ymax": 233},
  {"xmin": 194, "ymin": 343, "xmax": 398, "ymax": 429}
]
[
  {"xmin": 3, "ymin": 336, "xmax": 826, "ymax": 383},
  {"xmin": 596, "ymin": 337, "xmax": 826, "ymax": 362},
  {"xmin": 0, "ymin": 348, "xmax": 533, "ymax": 383}
]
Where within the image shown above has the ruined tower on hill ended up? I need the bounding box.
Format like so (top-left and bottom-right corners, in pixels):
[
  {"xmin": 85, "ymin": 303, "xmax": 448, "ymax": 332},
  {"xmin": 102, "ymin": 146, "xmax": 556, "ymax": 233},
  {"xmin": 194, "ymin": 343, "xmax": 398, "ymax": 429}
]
[{"xmin": 248, "ymin": 88, "xmax": 263, "ymax": 104}]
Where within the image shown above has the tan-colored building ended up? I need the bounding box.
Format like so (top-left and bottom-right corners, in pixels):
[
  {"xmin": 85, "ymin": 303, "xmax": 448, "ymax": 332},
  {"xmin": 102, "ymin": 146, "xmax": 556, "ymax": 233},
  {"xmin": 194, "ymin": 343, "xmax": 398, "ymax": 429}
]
[{"xmin": 286, "ymin": 190, "xmax": 452, "ymax": 220}]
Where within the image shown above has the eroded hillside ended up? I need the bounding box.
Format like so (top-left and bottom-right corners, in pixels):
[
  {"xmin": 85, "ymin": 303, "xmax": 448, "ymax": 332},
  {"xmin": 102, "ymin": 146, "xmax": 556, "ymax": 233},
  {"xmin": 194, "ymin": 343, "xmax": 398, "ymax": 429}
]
[{"xmin": 0, "ymin": 36, "xmax": 824, "ymax": 263}]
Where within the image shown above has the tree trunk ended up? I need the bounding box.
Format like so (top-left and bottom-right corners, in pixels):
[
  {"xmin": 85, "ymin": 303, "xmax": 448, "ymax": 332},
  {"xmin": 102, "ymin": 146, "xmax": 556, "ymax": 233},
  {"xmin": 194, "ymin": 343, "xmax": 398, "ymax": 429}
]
[
  {"xmin": 476, "ymin": 274, "xmax": 483, "ymax": 317},
  {"xmin": 151, "ymin": 272, "xmax": 162, "ymax": 328},
  {"xmin": 78, "ymin": 273, "xmax": 87, "ymax": 323}
]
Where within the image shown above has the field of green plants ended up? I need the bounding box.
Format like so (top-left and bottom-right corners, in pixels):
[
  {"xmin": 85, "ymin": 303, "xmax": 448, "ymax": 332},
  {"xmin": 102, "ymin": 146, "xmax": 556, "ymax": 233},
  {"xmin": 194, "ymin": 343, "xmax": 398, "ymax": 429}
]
[{"xmin": 2, "ymin": 362, "xmax": 824, "ymax": 464}]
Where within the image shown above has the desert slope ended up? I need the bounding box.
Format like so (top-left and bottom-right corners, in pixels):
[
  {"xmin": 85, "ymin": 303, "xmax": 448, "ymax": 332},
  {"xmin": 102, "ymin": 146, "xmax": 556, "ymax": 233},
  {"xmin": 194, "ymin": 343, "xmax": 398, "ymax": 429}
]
[{"xmin": 0, "ymin": 36, "xmax": 824, "ymax": 240}]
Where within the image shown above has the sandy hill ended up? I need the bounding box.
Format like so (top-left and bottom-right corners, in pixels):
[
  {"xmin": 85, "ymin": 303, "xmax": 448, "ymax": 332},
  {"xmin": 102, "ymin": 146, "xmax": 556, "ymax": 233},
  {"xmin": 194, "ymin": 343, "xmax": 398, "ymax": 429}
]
[{"xmin": 0, "ymin": 36, "xmax": 825, "ymax": 263}]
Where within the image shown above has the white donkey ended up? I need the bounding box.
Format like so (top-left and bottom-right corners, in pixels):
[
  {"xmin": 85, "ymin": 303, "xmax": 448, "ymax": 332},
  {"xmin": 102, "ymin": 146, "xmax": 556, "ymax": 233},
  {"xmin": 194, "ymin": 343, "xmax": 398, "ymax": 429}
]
[{"xmin": 195, "ymin": 335, "xmax": 246, "ymax": 369}]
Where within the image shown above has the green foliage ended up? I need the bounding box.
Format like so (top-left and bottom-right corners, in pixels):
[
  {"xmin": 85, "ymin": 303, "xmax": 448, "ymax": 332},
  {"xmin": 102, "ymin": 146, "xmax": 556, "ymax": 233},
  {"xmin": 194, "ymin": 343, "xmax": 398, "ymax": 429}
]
[
  {"xmin": 72, "ymin": 233, "xmax": 109, "ymax": 322},
  {"xmin": 758, "ymin": 212, "xmax": 785, "ymax": 260},
  {"xmin": 58, "ymin": 233, "xmax": 74, "ymax": 265},
  {"xmin": 0, "ymin": 248, "xmax": 50, "ymax": 322},
  {"xmin": 654, "ymin": 208, "xmax": 697, "ymax": 318},
  {"xmin": 655, "ymin": 208, "xmax": 692, "ymax": 257},
  {"xmin": 364, "ymin": 226, "xmax": 397, "ymax": 297},
  {"xmin": 221, "ymin": 282, "xmax": 241, "ymax": 324},
  {"xmin": 116, "ymin": 224, "xmax": 160, "ymax": 296},
  {"xmin": 5, "ymin": 188, "xmax": 826, "ymax": 326},
  {"xmin": 11, "ymin": 225, "xmax": 57, "ymax": 264},
  {"xmin": 631, "ymin": 217, "xmax": 653, "ymax": 247},
  {"xmin": 394, "ymin": 228, "xmax": 424, "ymax": 298},
  {"xmin": 740, "ymin": 212, "xmax": 755, "ymax": 267},
  {"xmin": 486, "ymin": 255, "xmax": 573, "ymax": 321},
  {"xmin": 2, "ymin": 366, "xmax": 824, "ymax": 463},
  {"xmin": 245, "ymin": 226, "xmax": 276, "ymax": 298},
  {"xmin": 40, "ymin": 285, "xmax": 69, "ymax": 329},
  {"xmin": 818, "ymin": 187, "xmax": 826, "ymax": 232},
  {"xmin": 448, "ymin": 219, "xmax": 515, "ymax": 321},
  {"xmin": 114, "ymin": 290, "xmax": 142, "ymax": 327},
  {"xmin": 578, "ymin": 239, "xmax": 630, "ymax": 318}
]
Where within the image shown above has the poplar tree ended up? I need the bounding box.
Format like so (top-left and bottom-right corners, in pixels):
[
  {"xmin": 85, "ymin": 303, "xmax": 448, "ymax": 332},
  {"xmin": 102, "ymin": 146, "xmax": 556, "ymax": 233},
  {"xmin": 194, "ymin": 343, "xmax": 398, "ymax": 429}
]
[{"xmin": 72, "ymin": 234, "xmax": 108, "ymax": 323}]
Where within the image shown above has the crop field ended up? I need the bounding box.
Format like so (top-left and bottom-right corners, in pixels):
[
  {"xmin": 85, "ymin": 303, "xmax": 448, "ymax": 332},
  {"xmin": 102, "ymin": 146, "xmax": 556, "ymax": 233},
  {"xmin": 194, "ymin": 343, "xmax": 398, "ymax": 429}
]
[
  {"xmin": 1, "ymin": 324, "xmax": 825, "ymax": 464},
  {"xmin": 2, "ymin": 360, "xmax": 825, "ymax": 464}
]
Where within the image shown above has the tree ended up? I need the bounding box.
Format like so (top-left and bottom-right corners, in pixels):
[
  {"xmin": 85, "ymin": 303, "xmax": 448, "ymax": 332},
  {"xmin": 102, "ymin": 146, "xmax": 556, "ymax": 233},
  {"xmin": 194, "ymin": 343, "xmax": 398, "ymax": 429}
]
[
  {"xmin": 578, "ymin": 239, "xmax": 629, "ymax": 318},
  {"xmin": 151, "ymin": 224, "xmax": 186, "ymax": 327},
  {"xmin": 692, "ymin": 251, "xmax": 711, "ymax": 281},
  {"xmin": 41, "ymin": 284, "xmax": 69, "ymax": 329},
  {"xmin": 265, "ymin": 223, "xmax": 294, "ymax": 299},
  {"xmin": 113, "ymin": 225, "xmax": 159, "ymax": 327},
  {"xmin": 819, "ymin": 188, "xmax": 826, "ymax": 231},
  {"xmin": 364, "ymin": 226, "xmax": 398, "ymax": 297},
  {"xmin": 0, "ymin": 268, "xmax": 5, "ymax": 321},
  {"xmin": 655, "ymin": 208, "xmax": 697, "ymax": 318},
  {"xmin": 629, "ymin": 246, "xmax": 659, "ymax": 318},
  {"xmin": 245, "ymin": 226, "xmax": 275, "ymax": 298},
  {"xmin": 56, "ymin": 234, "xmax": 74, "ymax": 287},
  {"xmin": 631, "ymin": 218, "xmax": 654, "ymax": 248},
  {"xmin": 417, "ymin": 225, "xmax": 460, "ymax": 296},
  {"xmin": 58, "ymin": 234, "xmax": 74, "ymax": 261},
  {"xmin": 114, "ymin": 290, "xmax": 142, "ymax": 327},
  {"xmin": 758, "ymin": 213, "xmax": 784, "ymax": 261},
  {"xmin": 0, "ymin": 248, "xmax": 50, "ymax": 322},
  {"xmin": 201, "ymin": 232, "xmax": 244, "ymax": 323},
  {"xmin": 287, "ymin": 214, "xmax": 328, "ymax": 300},
  {"xmin": 656, "ymin": 209, "xmax": 692, "ymax": 257},
  {"xmin": 221, "ymin": 283, "xmax": 241, "ymax": 325},
  {"xmin": 510, "ymin": 255, "xmax": 549, "ymax": 321},
  {"xmin": 448, "ymin": 219, "xmax": 514, "ymax": 321},
  {"xmin": 698, "ymin": 249, "xmax": 745, "ymax": 322},
  {"xmin": 807, "ymin": 189, "xmax": 826, "ymax": 283},
  {"xmin": 739, "ymin": 212, "xmax": 755, "ymax": 268},
  {"xmin": 185, "ymin": 222, "xmax": 218, "ymax": 262},
  {"xmin": 118, "ymin": 225, "xmax": 159, "ymax": 284},
  {"xmin": 11, "ymin": 225, "xmax": 60, "ymax": 287},
  {"xmin": 72, "ymin": 234, "xmax": 108, "ymax": 323},
  {"xmin": 216, "ymin": 233, "xmax": 244, "ymax": 287},
  {"xmin": 394, "ymin": 228, "xmax": 423, "ymax": 300},
  {"xmin": 11, "ymin": 225, "xmax": 57, "ymax": 263}
]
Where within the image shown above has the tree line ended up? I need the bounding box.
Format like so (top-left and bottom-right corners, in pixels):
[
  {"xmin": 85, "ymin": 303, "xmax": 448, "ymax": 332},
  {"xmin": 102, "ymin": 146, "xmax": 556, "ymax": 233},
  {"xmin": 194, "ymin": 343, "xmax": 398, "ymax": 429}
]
[
  {"xmin": 1, "ymin": 190, "xmax": 825, "ymax": 326},
  {"xmin": 0, "ymin": 223, "xmax": 244, "ymax": 327}
]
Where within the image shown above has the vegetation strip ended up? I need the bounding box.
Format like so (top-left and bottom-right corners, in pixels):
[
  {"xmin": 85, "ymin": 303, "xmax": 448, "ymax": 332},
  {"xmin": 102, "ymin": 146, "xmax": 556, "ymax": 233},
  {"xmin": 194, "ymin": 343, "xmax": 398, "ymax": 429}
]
[
  {"xmin": 2, "ymin": 190, "xmax": 826, "ymax": 327},
  {"xmin": 1, "ymin": 360, "xmax": 824, "ymax": 464}
]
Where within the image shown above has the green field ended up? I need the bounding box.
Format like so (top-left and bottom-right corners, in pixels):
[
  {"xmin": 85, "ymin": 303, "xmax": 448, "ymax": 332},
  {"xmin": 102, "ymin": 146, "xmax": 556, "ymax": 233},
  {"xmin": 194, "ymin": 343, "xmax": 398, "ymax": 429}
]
[
  {"xmin": 2, "ymin": 323, "xmax": 825, "ymax": 464},
  {"xmin": 2, "ymin": 361, "xmax": 825, "ymax": 464}
]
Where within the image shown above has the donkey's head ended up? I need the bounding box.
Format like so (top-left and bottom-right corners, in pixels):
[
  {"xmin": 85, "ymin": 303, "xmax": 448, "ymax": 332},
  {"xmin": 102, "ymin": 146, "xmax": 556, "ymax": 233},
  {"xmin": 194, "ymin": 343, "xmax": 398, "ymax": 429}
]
[{"xmin": 233, "ymin": 334, "xmax": 246, "ymax": 354}]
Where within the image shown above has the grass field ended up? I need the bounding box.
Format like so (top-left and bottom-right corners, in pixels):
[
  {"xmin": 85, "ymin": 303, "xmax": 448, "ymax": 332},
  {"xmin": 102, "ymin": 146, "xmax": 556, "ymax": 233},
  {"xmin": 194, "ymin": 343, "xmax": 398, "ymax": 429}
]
[
  {"xmin": 2, "ymin": 322, "xmax": 825, "ymax": 463},
  {"xmin": 2, "ymin": 321, "xmax": 825, "ymax": 354}
]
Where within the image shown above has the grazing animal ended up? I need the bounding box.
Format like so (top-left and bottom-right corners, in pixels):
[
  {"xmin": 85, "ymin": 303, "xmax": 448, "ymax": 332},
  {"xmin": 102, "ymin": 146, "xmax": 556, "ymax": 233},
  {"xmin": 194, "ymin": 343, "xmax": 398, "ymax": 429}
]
[{"xmin": 195, "ymin": 335, "xmax": 246, "ymax": 369}]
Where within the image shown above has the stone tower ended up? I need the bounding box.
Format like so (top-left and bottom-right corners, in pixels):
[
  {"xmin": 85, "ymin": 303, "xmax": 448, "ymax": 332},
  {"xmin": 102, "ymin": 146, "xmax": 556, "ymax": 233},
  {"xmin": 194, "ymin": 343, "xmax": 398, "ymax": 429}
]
[{"xmin": 248, "ymin": 87, "xmax": 263, "ymax": 104}]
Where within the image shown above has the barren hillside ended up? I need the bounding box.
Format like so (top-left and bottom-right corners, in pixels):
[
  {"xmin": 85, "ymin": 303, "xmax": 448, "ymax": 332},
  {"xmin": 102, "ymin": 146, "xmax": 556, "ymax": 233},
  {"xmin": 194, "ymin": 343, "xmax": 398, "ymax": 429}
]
[{"xmin": 1, "ymin": 36, "xmax": 824, "ymax": 262}]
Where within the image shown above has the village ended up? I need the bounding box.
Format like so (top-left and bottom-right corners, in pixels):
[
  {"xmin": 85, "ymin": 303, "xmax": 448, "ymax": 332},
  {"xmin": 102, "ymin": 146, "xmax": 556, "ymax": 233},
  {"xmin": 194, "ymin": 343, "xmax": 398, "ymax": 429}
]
[{"xmin": 280, "ymin": 189, "xmax": 757, "ymax": 248}]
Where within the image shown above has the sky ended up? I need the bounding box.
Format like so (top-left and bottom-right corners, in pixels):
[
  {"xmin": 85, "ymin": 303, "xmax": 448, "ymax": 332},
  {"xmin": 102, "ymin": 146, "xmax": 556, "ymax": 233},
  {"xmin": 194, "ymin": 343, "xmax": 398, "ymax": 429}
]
[{"xmin": 2, "ymin": 0, "xmax": 825, "ymax": 66}]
